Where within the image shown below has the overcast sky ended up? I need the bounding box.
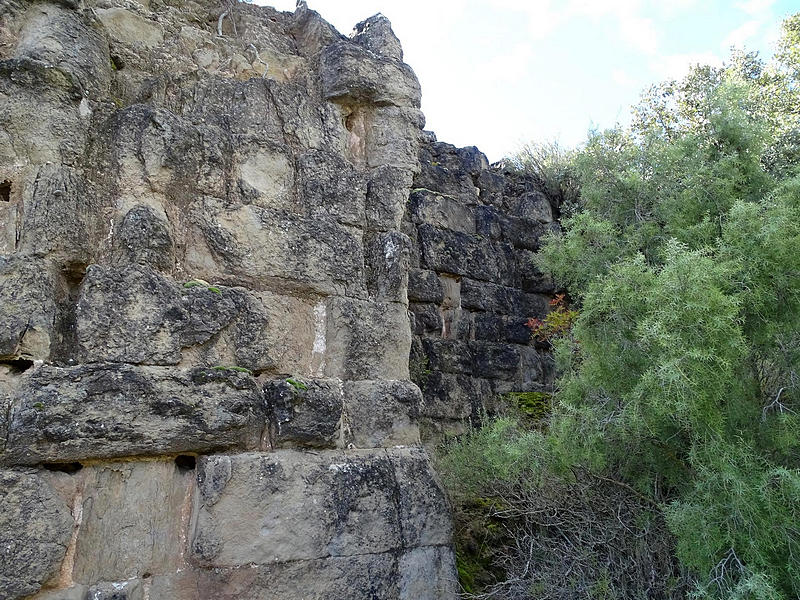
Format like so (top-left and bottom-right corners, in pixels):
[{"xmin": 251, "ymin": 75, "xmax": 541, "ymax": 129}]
[{"xmin": 255, "ymin": 0, "xmax": 796, "ymax": 162}]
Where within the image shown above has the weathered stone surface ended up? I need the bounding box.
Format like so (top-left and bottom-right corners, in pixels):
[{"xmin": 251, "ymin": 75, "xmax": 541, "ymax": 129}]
[
  {"xmin": 85, "ymin": 580, "xmax": 144, "ymax": 600},
  {"xmin": 320, "ymin": 41, "xmax": 421, "ymax": 107},
  {"xmin": 3, "ymin": 364, "xmax": 264, "ymax": 465},
  {"xmin": 366, "ymin": 165, "xmax": 415, "ymax": 231},
  {"xmin": 353, "ymin": 14, "xmax": 404, "ymax": 62},
  {"xmin": 399, "ymin": 546, "xmax": 459, "ymax": 600},
  {"xmin": 471, "ymin": 340, "xmax": 521, "ymax": 380},
  {"xmin": 297, "ymin": 149, "xmax": 366, "ymax": 226},
  {"xmin": 76, "ymin": 264, "xmax": 187, "ymax": 364},
  {"xmin": 149, "ymin": 551, "xmax": 422, "ymax": 600},
  {"xmin": 421, "ymin": 338, "xmax": 474, "ymax": 375},
  {"xmin": 0, "ymin": 256, "xmax": 57, "ymax": 361},
  {"xmin": 409, "ymin": 302, "xmax": 443, "ymax": 336},
  {"xmin": 418, "ymin": 223, "xmax": 515, "ymax": 283},
  {"xmin": 63, "ymin": 460, "xmax": 192, "ymax": 585},
  {"xmin": 408, "ymin": 269, "xmax": 444, "ymax": 305},
  {"xmin": 0, "ymin": 469, "xmax": 73, "ymax": 600},
  {"xmin": 460, "ymin": 277, "xmax": 549, "ymax": 316},
  {"xmin": 325, "ymin": 298, "xmax": 410, "ymax": 380},
  {"xmin": 191, "ymin": 448, "xmax": 451, "ymax": 566},
  {"xmin": 265, "ymin": 378, "xmax": 343, "ymax": 448},
  {"xmin": 343, "ymin": 380, "xmax": 421, "ymax": 447},
  {"xmin": 366, "ymin": 230, "xmax": 411, "ymax": 303},
  {"xmin": 188, "ymin": 200, "xmax": 366, "ymax": 297},
  {"xmin": 112, "ymin": 204, "xmax": 174, "ymax": 271},
  {"xmin": 409, "ymin": 188, "xmax": 476, "ymax": 234}
]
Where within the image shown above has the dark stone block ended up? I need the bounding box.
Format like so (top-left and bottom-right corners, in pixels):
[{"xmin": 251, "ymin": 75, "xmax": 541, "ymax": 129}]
[
  {"xmin": 409, "ymin": 303, "xmax": 443, "ymax": 336},
  {"xmin": 264, "ymin": 379, "xmax": 343, "ymax": 449},
  {"xmin": 470, "ymin": 341, "xmax": 521, "ymax": 379},
  {"xmin": 421, "ymin": 337, "xmax": 473, "ymax": 375},
  {"xmin": 408, "ymin": 269, "xmax": 444, "ymax": 304}
]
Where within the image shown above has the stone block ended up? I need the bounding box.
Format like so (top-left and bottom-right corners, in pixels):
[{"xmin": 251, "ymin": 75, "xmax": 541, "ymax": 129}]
[
  {"xmin": 389, "ymin": 446, "xmax": 453, "ymax": 547},
  {"xmin": 408, "ymin": 189, "xmax": 475, "ymax": 234},
  {"xmin": 112, "ymin": 204, "xmax": 174, "ymax": 271},
  {"xmin": 65, "ymin": 461, "xmax": 192, "ymax": 584},
  {"xmin": 0, "ymin": 256, "xmax": 57, "ymax": 361},
  {"xmin": 320, "ymin": 41, "xmax": 421, "ymax": 107},
  {"xmin": 409, "ymin": 303, "xmax": 443, "ymax": 336},
  {"xmin": 191, "ymin": 448, "xmax": 450, "ymax": 567},
  {"xmin": 0, "ymin": 470, "xmax": 73, "ymax": 600},
  {"xmin": 343, "ymin": 380, "xmax": 421, "ymax": 448},
  {"xmin": 151, "ymin": 554, "xmax": 398, "ymax": 599},
  {"xmin": 421, "ymin": 338, "xmax": 473, "ymax": 375},
  {"xmin": 473, "ymin": 312, "xmax": 533, "ymax": 345},
  {"xmin": 512, "ymin": 190, "xmax": 554, "ymax": 223},
  {"xmin": 470, "ymin": 341, "xmax": 521, "ymax": 380},
  {"xmin": 366, "ymin": 106, "xmax": 424, "ymax": 170},
  {"xmin": 460, "ymin": 277, "xmax": 549, "ymax": 317},
  {"xmin": 3, "ymin": 364, "xmax": 265, "ymax": 465},
  {"xmin": 189, "ymin": 200, "xmax": 365, "ymax": 298},
  {"xmin": 417, "ymin": 224, "xmax": 514, "ymax": 283},
  {"xmin": 17, "ymin": 164, "xmax": 102, "ymax": 267},
  {"xmin": 366, "ymin": 165, "xmax": 414, "ymax": 231},
  {"xmin": 398, "ymin": 546, "xmax": 458, "ymax": 600},
  {"xmin": 365, "ymin": 231, "xmax": 410, "ymax": 303},
  {"xmin": 191, "ymin": 450, "xmax": 400, "ymax": 564},
  {"xmin": 408, "ymin": 269, "xmax": 444, "ymax": 304},
  {"xmin": 297, "ymin": 149, "xmax": 366, "ymax": 226},
  {"xmin": 76, "ymin": 264, "xmax": 189, "ymax": 365},
  {"xmin": 264, "ymin": 378, "xmax": 343, "ymax": 448},
  {"xmin": 515, "ymin": 248, "xmax": 557, "ymax": 293},
  {"xmin": 325, "ymin": 298, "xmax": 410, "ymax": 380}
]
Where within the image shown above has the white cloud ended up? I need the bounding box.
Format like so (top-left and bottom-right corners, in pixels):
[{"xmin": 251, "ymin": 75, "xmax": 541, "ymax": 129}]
[
  {"xmin": 650, "ymin": 51, "xmax": 723, "ymax": 81},
  {"xmin": 722, "ymin": 19, "xmax": 762, "ymax": 49},
  {"xmin": 612, "ymin": 68, "xmax": 637, "ymax": 88},
  {"xmin": 736, "ymin": 0, "xmax": 776, "ymax": 16}
]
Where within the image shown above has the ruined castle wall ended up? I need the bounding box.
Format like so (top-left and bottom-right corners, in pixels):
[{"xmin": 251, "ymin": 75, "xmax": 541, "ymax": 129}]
[
  {"xmin": 403, "ymin": 139, "xmax": 559, "ymax": 441},
  {"xmin": 0, "ymin": 2, "xmax": 457, "ymax": 598}
]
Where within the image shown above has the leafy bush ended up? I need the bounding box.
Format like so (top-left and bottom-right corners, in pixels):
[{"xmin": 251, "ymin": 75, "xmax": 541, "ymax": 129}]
[{"xmin": 440, "ymin": 12, "xmax": 800, "ymax": 599}]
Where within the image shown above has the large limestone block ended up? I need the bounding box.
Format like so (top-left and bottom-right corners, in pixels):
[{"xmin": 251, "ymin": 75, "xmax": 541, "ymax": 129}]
[
  {"xmin": 150, "ymin": 553, "xmax": 397, "ymax": 600},
  {"xmin": 0, "ymin": 470, "xmax": 73, "ymax": 600},
  {"xmin": 297, "ymin": 149, "xmax": 366, "ymax": 227},
  {"xmin": 365, "ymin": 230, "xmax": 410, "ymax": 304},
  {"xmin": 96, "ymin": 8, "xmax": 164, "ymax": 49},
  {"xmin": 366, "ymin": 106, "xmax": 425, "ymax": 170},
  {"xmin": 62, "ymin": 460, "xmax": 193, "ymax": 584},
  {"xmin": 76, "ymin": 264, "xmax": 189, "ymax": 364},
  {"xmin": 460, "ymin": 277, "xmax": 549, "ymax": 317},
  {"xmin": 324, "ymin": 297, "xmax": 410, "ymax": 380},
  {"xmin": 417, "ymin": 223, "xmax": 515, "ymax": 284},
  {"xmin": 398, "ymin": 546, "xmax": 459, "ymax": 600},
  {"xmin": 0, "ymin": 256, "xmax": 57, "ymax": 361},
  {"xmin": 264, "ymin": 378, "xmax": 343, "ymax": 448},
  {"xmin": 15, "ymin": 3, "xmax": 111, "ymax": 98},
  {"xmin": 320, "ymin": 41, "xmax": 421, "ymax": 107},
  {"xmin": 3, "ymin": 364, "xmax": 265, "ymax": 465},
  {"xmin": 191, "ymin": 448, "xmax": 452, "ymax": 566},
  {"xmin": 408, "ymin": 188, "xmax": 477, "ymax": 234},
  {"xmin": 17, "ymin": 164, "xmax": 102, "ymax": 267},
  {"xmin": 366, "ymin": 165, "xmax": 415, "ymax": 231},
  {"xmin": 343, "ymin": 380, "xmax": 421, "ymax": 448},
  {"xmin": 76, "ymin": 264, "xmax": 282, "ymax": 372},
  {"xmin": 189, "ymin": 200, "xmax": 365, "ymax": 297}
]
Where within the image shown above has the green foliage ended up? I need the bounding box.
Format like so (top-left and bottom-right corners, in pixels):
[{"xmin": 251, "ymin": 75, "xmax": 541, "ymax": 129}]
[
  {"xmin": 447, "ymin": 12, "xmax": 800, "ymax": 599},
  {"xmin": 507, "ymin": 140, "xmax": 582, "ymax": 217},
  {"xmin": 212, "ymin": 365, "xmax": 252, "ymax": 374},
  {"xmin": 505, "ymin": 391, "xmax": 551, "ymax": 422},
  {"xmin": 184, "ymin": 278, "xmax": 222, "ymax": 294},
  {"xmin": 285, "ymin": 377, "xmax": 308, "ymax": 391}
]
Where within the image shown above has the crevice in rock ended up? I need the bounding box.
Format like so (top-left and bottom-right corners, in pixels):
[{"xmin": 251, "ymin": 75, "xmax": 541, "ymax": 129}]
[
  {"xmin": 51, "ymin": 262, "xmax": 88, "ymax": 365},
  {"xmin": 0, "ymin": 179, "xmax": 10, "ymax": 202},
  {"xmin": 42, "ymin": 461, "xmax": 84, "ymax": 474},
  {"xmin": 0, "ymin": 357, "xmax": 34, "ymax": 373},
  {"xmin": 175, "ymin": 454, "xmax": 197, "ymax": 472}
]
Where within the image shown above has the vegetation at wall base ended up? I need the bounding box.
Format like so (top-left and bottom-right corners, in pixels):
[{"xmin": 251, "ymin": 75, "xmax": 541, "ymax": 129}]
[{"xmin": 439, "ymin": 13, "xmax": 800, "ymax": 600}]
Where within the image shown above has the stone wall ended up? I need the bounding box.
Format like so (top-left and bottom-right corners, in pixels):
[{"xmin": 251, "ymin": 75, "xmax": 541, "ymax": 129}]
[
  {"xmin": 405, "ymin": 139, "xmax": 559, "ymax": 441},
  {"xmin": 0, "ymin": 2, "xmax": 457, "ymax": 598}
]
